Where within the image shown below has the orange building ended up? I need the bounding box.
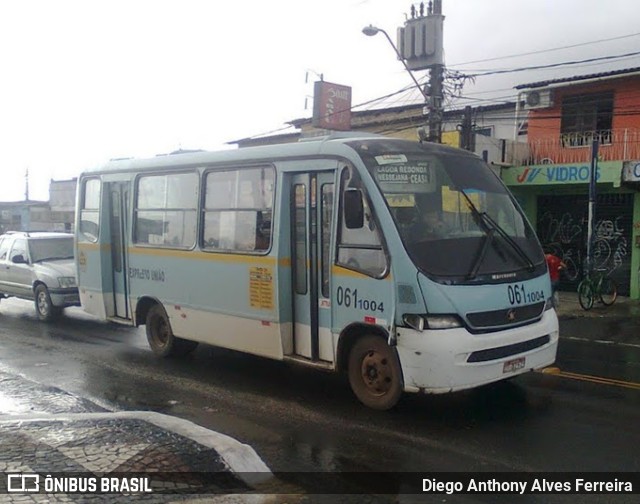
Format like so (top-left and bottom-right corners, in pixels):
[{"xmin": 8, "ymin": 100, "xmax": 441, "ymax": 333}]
[{"xmin": 502, "ymin": 67, "xmax": 640, "ymax": 299}]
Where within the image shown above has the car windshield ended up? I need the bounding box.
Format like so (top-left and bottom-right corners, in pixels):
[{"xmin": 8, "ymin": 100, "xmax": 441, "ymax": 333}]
[
  {"xmin": 29, "ymin": 237, "xmax": 74, "ymax": 263},
  {"xmin": 349, "ymin": 139, "xmax": 545, "ymax": 282}
]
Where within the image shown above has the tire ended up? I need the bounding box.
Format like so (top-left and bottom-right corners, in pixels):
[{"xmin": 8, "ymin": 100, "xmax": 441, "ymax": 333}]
[
  {"xmin": 599, "ymin": 276, "xmax": 618, "ymax": 306},
  {"xmin": 35, "ymin": 285, "xmax": 61, "ymax": 322},
  {"xmin": 577, "ymin": 280, "xmax": 594, "ymax": 311},
  {"xmin": 348, "ymin": 335, "xmax": 403, "ymax": 410},
  {"xmin": 146, "ymin": 304, "xmax": 198, "ymax": 357}
]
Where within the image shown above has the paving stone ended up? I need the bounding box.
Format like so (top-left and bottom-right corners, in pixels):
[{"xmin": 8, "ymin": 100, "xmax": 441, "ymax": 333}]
[{"xmin": 0, "ymin": 370, "xmax": 276, "ymax": 503}]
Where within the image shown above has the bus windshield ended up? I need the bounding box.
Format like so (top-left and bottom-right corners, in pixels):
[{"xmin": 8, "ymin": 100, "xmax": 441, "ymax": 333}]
[{"xmin": 350, "ymin": 140, "xmax": 545, "ymax": 281}]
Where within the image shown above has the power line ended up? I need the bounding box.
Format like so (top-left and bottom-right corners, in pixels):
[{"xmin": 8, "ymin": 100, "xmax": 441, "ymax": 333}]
[
  {"xmin": 466, "ymin": 51, "xmax": 640, "ymax": 77},
  {"xmin": 449, "ymin": 32, "xmax": 640, "ymax": 68},
  {"xmin": 233, "ymin": 50, "xmax": 640, "ymax": 142}
]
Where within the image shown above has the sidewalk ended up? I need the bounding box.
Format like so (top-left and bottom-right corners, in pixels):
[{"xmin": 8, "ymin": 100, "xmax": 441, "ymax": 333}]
[
  {"xmin": 555, "ymin": 290, "xmax": 640, "ymax": 320},
  {"xmin": 0, "ymin": 369, "xmax": 287, "ymax": 503},
  {"xmin": 554, "ymin": 290, "xmax": 640, "ymax": 348}
]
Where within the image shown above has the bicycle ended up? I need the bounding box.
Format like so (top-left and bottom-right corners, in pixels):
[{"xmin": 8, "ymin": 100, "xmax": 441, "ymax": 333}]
[{"xmin": 577, "ymin": 269, "xmax": 618, "ymax": 311}]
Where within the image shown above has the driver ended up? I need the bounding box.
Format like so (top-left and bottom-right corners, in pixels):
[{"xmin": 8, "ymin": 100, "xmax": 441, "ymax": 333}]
[
  {"xmin": 422, "ymin": 210, "xmax": 448, "ymax": 237},
  {"xmin": 414, "ymin": 194, "xmax": 448, "ymax": 239}
]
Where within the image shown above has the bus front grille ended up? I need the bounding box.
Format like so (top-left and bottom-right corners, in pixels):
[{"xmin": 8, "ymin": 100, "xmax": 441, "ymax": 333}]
[
  {"xmin": 466, "ymin": 302, "xmax": 545, "ymax": 330},
  {"xmin": 467, "ymin": 335, "xmax": 551, "ymax": 363}
]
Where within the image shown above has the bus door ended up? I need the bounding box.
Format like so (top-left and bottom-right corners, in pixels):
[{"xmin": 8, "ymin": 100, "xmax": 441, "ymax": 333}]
[
  {"xmin": 107, "ymin": 182, "xmax": 130, "ymax": 320},
  {"xmin": 290, "ymin": 171, "xmax": 335, "ymax": 362}
]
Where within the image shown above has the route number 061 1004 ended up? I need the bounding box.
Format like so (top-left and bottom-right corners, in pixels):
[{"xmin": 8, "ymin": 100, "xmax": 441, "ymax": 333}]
[
  {"xmin": 336, "ymin": 286, "xmax": 384, "ymax": 313},
  {"xmin": 507, "ymin": 283, "xmax": 544, "ymax": 305}
]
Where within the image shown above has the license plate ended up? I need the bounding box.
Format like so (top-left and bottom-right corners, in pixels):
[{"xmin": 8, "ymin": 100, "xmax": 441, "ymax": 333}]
[{"xmin": 503, "ymin": 357, "xmax": 525, "ymax": 374}]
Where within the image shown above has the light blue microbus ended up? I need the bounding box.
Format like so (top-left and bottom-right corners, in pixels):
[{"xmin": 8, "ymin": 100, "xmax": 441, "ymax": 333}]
[{"xmin": 76, "ymin": 135, "xmax": 558, "ymax": 409}]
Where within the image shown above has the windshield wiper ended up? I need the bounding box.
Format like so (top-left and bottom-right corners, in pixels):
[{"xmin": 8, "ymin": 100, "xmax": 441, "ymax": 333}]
[
  {"xmin": 468, "ymin": 227, "xmax": 495, "ymax": 280},
  {"xmin": 457, "ymin": 189, "xmax": 535, "ymax": 277},
  {"xmin": 480, "ymin": 211, "xmax": 535, "ymax": 271}
]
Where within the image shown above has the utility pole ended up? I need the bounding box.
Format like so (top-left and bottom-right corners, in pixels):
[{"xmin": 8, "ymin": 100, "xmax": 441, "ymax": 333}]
[
  {"xmin": 427, "ymin": 0, "xmax": 444, "ymax": 143},
  {"xmin": 364, "ymin": 3, "xmax": 445, "ymax": 142},
  {"xmin": 395, "ymin": 1, "xmax": 445, "ymax": 143},
  {"xmin": 459, "ymin": 105, "xmax": 474, "ymax": 151},
  {"xmin": 586, "ymin": 140, "xmax": 599, "ymax": 275}
]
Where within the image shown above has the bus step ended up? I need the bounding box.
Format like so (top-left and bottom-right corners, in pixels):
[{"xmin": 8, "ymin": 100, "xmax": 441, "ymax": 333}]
[
  {"xmin": 283, "ymin": 356, "xmax": 335, "ymax": 371},
  {"xmin": 107, "ymin": 316, "xmax": 134, "ymax": 326}
]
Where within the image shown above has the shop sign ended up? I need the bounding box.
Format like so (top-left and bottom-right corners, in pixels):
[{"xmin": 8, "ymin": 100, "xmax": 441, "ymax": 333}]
[
  {"xmin": 622, "ymin": 161, "xmax": 640, "ymax": 183},
  {"xmin": 312, "ymin": 81, "xmax": 352, "ymax": 131},
  {"xmin": 502, "ymin": 161, "xmax": 622, "ymax": 187}
]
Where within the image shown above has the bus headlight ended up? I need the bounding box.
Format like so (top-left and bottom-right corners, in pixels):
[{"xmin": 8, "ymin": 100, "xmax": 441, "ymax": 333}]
[
  {"xmin": 425, "ymin": 315, "xmax": 463, "ymax": 329},
  {"xmin": 402, "ymin": 314, "xmax": 463, "ymax": 331},
  {"xmin": 58, "ymin": 276, "xmax": 77, "ymax": 288},
  {"xmin": 402, "ymin": 314, "xmax": 425, "ymax": 332}
]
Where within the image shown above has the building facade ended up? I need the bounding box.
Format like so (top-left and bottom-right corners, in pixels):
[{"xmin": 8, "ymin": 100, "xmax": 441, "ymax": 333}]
[
  {"xmin": 503, "ymin": 67, "xmax": 640, "ymax": 298},
  {"xmin": 232, "ymin": 102, "xmax": 523, "ymax": 171},
  {"xmin": 49, "ymin": 178, "xmax": 77, "ymax": 232},
  {"xmin": 0, "ymin": 201, "xmax": 49, "ymax": 234},
  {"xmin": 232, "ymin": 73, "xmax": 640, "ymax": 299},
  {"xmin": 0, "ymin": 178, "xmax": 77, "ymax": 234}
]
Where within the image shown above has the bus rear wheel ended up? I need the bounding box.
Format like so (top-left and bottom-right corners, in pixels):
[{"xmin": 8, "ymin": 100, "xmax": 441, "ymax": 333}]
[
  {"xmin": 348, "ymin": 335, "xmax": 403, "ymax": 410},
  {"xmin": 146, "ymin": 304, "xmax": 198, "ymax": 357}
]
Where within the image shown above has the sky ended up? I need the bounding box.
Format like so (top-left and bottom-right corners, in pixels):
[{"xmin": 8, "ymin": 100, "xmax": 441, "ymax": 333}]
[{"xmin": 0, "ymin": 0, "xmax": 639, "ymax": 201}]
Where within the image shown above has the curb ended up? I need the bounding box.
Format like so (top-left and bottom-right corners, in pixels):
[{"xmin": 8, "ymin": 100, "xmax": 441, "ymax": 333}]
[{"xmin": 0, "ymin": 411, "xmax": 272, "ymax": 487}]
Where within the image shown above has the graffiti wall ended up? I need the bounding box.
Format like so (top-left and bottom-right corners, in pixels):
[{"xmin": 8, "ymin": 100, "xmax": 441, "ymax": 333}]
[{"xmin": 536, "ymin": 194, "xmax": 632, "ymax": 295}]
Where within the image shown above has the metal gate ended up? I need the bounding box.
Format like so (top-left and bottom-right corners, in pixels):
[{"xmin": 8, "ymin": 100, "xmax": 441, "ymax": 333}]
[{"xmin": 536, "ymin": 193, "xmax": 632, "ymax": 296}]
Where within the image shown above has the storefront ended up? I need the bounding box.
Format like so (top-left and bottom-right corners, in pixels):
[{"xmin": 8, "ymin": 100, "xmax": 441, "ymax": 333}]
[{"xmin": 502, "ymin": 161, "xmax": 640, "ymax": 299}]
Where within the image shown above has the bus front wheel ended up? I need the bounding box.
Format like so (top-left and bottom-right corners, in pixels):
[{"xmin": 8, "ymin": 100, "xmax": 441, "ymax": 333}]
[
  {"xmin": 348, "ymin": 335, "xmax": 403, "ymax": 410},
  {"xmin": 146, "ymin": 304, "xmax": 198, "ymax": 357}
]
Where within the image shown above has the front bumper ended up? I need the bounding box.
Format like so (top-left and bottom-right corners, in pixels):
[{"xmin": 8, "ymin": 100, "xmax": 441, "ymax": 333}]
[
  {"xmin": 49, "ymin": 287, "xmax": 81, "ymax": 307},
  {"xmin": 395, "ymin": 309, "xmax": 559, "ymax": 394}
]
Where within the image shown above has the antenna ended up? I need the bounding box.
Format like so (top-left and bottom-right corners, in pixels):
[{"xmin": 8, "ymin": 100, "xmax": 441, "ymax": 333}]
[
  {"xmin": 304, "ymin": 69, "xmax": 324, "ymax": 110},
  {"xmin": 305, "ymin": 69, "xmax": 324, "ymax": 83},
  {"xmin": 25, "ymin": 167, "xmax": 29, "ymax": 201}
]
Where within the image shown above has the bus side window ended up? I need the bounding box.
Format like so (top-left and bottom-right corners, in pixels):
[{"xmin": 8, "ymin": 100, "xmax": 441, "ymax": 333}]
[
  {"xmin": 203, "ymin": 166, "xmax": 275, "ymax": 253},
  {"xmin": 80, "ymin": 178, "xmax": 101, "ymax": 242},
  {"xmin": 134, "ymin": 172, "xmax": 198, "ymax": 248},
  {"xmin": 337, "ymin": 167, "xmax": 387, "ymax": 277}
]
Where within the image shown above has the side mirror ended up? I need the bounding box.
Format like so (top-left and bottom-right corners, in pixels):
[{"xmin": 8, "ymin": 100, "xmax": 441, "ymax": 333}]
[
  {"xmin": 344, "ymin": 189, "xmax": 364, "ymax": 229},
  {"xmin": 12, "ymin": 254, "xmax": 27, "ymax": 264}
]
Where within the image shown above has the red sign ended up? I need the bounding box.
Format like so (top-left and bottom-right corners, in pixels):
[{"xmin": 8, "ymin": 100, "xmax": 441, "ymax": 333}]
[{"xmin": 312, "ymin": 81, "xmax": 352, "ymax": 131}]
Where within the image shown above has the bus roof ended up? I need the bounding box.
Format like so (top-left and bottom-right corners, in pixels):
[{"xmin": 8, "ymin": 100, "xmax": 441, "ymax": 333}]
[{"xmin": 82, "ymin": 134, "xmax": 478, "ymax": 175}]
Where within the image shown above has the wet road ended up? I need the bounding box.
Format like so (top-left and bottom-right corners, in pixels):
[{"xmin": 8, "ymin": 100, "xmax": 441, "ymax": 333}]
[{"xmin": 0, "ymin": 298, "xmax": 639, "ymax": 502}]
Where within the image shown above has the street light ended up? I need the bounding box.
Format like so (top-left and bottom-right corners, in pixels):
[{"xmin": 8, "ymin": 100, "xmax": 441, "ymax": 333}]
[{"xmin": 362, "ymin": 24, "xmax": 428, "ymax": 101}]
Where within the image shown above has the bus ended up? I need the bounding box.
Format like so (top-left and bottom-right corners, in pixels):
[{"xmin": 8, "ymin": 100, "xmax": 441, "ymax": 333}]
[{"xmin": 75, "ymin": 134, "xmax": 558, "ymax": 410}]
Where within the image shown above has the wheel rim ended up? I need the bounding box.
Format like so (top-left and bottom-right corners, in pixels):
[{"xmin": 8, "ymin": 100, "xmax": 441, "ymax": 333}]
[
  {"xmin": 360, "ymin": 349, "xmax": 394, "ymax": 397},
  {"xmin": 37, "ymin": 291, "xmax": 49, "ymax": 315},
  {"xmin": 152, "ymin": 316, "xmax": 170, "ymax": 348},
  {"xmin": 578, "ymin": 283, "xmax": 593, "ymax": 310}
]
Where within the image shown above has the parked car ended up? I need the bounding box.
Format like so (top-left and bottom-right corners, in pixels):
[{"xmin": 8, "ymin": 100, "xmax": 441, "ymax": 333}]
[{"xmin": 0, "ymin": 231, "xmax": 79, "ymax": 321}]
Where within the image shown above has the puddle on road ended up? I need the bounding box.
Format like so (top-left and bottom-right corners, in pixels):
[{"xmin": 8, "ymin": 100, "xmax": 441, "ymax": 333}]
[
  {"xmin": 0, "ymin": 389, "xmax": 28, "ymax": 414},
  {"xmin": 101, "ymin": 388, "xmax": 179, "ymax": 413}
]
